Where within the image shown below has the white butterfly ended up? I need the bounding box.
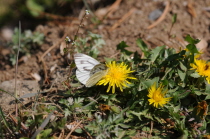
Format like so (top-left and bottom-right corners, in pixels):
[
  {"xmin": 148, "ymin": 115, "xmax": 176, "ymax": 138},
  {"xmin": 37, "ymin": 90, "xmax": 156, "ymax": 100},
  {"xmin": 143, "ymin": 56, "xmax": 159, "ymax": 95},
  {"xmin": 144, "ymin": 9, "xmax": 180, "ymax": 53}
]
[{"xmin": 74, "ymin": 53, "xmax": 108, "ymax": 87}]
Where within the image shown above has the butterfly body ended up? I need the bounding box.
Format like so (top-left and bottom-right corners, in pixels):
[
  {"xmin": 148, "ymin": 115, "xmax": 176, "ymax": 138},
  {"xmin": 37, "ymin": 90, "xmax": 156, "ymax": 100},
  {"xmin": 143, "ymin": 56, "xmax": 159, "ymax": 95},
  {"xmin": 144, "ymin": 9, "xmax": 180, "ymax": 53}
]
[
  {"xmin": 90, "ymin": 64, "xmax": 107, "ymax": 76},
  {"xmin": 74, "ymin": 53, "xmax": 108, "ymax": 87}
]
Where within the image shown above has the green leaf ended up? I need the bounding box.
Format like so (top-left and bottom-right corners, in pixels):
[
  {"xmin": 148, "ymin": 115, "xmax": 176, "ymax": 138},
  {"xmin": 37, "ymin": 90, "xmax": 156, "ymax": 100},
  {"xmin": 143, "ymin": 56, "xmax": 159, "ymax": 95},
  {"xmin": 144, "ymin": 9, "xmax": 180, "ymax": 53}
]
[
  {"xmin": 179, "ymin": 61, "xmax": 187, "ymax": 71},
  {"xmin": 64, "ymin": 108, "xmax": 71, "ymax": 117},
  {"xmin": 59, "ymin": 99, "xmax": 68, "ymax": 104},
  {"xmin": 33, "ymin": 32, "xmax": 44, "ymax": 44},
  {"xmin": 142, "ymin": 127, "xmax": 150, "ymax": 132},
  {"xmin": 136, "ymin": 38, "xmax": 150, "ymax": 57},
  {"xmin": 0, "ymin": 106, "xmax": 12, "ymax": 134},
  {"xmin": 133, "ymin": 51, "xmax": 141, "ymax": 64},
  {"xmin": 190, "ymin": 72, "xmax": 200, "ymax": 78},
  {"xmin": 178, "ymin": 69, "xmax": 186, "ymax": 81},
  {"xmin": 117, "ymin": 41, "xmax": 133, "ymax": 56},
  {"xmin": 126, "ymin": 130, "xmax": 136, "ymax": 136},
  {"xmin": 118, "ymin": 123, "xmax": 130, "ymax": 128},
  {"xmin": 177, "ymin": 130, "xmax": 189, "ymax": 139},
  {"xmin": 136, "ymin": 38, "xmax": 148, "ymax": 51},
  {"xmin": 186, "ymin": 44, "xmax": 199, "ymax": 53},
  {"xmin": 104, "ymin": 57, "xmax": 115, "ymax": 63},
  {"xmin": 172, "ymin": 13, "xmax": 177, "ymax": 24},
  {"xmin": 164, "ymin": 48, "xmax": 177, "ymax": 59},
  {"xmin": 142, "ymin": 77, "xmax": 159, "ymax": 88},
  {"xmin": 171, "ymin": 92, "xmax": 179, "ymax": 105},
  {"xmin": 111, "ymin": 105, "xmax": 121, "ymax": 113},
  {"xmin": 75, "ymin": 128, "xmax": 83, "ymax": 133},
  {"xmin": 194, "ymin": 91, "xmax": 202, "ymax": 96},
  {"xmin": 205, "ymin": 83, "xmax": 210, "ymax": 93},
  {"xmin": 170, "ymin": 105, "xmax": 180, "ymax": 113},
  {"xmin": 38, "ymin": 129, "xmax": 52, "ymax": 138},
  {"xmin": 36, "ymin": 134, "xmax": 41, "ymax": 139},
  {"xmin": 205, "ymin": 94, "xmax": 210, "ymax": 100},
  {"xmin": 130, "ymin": 109, "xmax": 152, "ymax": 120},
  {"xmin": 151, "ymin": 45, "xmax": 165, "ymax": 62},
  {"xmin": 185, "ymin": 34, "xmax": 200, "ymax": 44},
  {"xmin": 116, "ymin": 130, "xmax": 126, "ymax": 138},
  {"xmin": 26, "ymin": 0, "xmax": 44, "ymax": 17},
  {"xmin": 32, "ymin": 112, "xmax": 53, "ymax": 139},
  {"xmin": 101, "ymin": 94, "xmax": 109, "ymax": 100},
  {"xmin": 178, "ymin": 90, "xmax": 191, "ymax": 99},
  {"xmin": 109, "ymin": 94, "xmax": 117, "ymax": 99},
  {"xmin": 74, "ymin": 35, "xmax": 78, "ymax": 41}
]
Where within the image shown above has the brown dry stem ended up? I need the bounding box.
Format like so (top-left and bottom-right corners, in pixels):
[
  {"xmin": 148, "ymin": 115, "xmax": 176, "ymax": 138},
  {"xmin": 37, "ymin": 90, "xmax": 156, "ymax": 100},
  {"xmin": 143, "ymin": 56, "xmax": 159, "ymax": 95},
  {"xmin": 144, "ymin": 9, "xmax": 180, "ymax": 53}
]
[{"xmin": 147, "ymin": 2, "xmax": 170, "ymax": 29}]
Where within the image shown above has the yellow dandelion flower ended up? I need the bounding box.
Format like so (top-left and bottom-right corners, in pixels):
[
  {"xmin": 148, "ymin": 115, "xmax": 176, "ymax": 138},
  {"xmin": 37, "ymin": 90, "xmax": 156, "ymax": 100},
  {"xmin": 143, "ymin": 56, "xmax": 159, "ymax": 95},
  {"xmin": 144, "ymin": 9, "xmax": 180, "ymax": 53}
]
[
  {"xmin": 147, "ymin": 83, "xmax": 171, "ymax": 108},
  {"xmin": 97, "ymin": 61, "xmax": 136, "ymax": 93},
  {"xmin": 191, "ymin": 58, "xmax": 210, "ymax": 77},
  {"xmin": 203, "ymin": 63, "xmax": 210, "ymax": 77},
  {"xmin": 206, "ymin": 77, "xmax": 210, "ymax": 84},
  {"xmin": 190, "ymin": 55, "xmax": 210, "ymax": 80}
]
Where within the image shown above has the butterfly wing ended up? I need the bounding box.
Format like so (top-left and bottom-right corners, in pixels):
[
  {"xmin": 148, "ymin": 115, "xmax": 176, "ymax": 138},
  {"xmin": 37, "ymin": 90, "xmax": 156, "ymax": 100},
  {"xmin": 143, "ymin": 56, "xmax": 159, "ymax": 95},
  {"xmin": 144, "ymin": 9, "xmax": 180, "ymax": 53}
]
[
  {"xmin": 74, "ymin": 53, "xmax": 100, "ymax": 85},
  {"xmin": 74, "ymin": 53, "xmax": 100, "ymax": 72},
  {"xmin": 76, "ymin": 70, "xmax": 90, "ymax": 85},
  {"xmin": 85, "ymin": 70, "xmax": 107, "ymax": 87}
]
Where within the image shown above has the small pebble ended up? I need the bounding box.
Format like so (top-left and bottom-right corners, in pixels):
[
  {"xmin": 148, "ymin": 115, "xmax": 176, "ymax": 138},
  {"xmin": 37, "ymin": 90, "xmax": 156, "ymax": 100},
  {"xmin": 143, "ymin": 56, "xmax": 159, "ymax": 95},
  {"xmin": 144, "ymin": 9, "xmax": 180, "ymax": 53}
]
[{"xmin": 148, "ymin": 9, "xmax": 163, "ymax": 21}]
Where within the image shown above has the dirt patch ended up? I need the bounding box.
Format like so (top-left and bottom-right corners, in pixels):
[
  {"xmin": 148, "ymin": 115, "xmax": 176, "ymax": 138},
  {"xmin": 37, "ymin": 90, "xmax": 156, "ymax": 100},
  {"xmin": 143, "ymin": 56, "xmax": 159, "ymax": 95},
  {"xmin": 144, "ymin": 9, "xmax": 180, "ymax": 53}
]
[
  {"xmin": 0, "ymin": 79, "xmax": 40, "ymax": 111},
  {"xmin": 96, "ymin": 0, "xmax": 210, "ymax": 57}
]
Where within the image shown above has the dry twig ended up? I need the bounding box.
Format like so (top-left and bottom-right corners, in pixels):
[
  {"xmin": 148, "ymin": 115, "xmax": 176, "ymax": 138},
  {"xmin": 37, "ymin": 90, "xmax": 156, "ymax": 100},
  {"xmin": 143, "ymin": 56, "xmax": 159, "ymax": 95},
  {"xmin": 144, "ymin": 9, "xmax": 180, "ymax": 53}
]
[
  {"xmin": 109, "ymin": 8, "xmax": 136, "ymax": 31},
  {"xmin": 147, "ymin": 2, "xmax": 170, "ymax": 29},
  {"xmin": 187, "ymin": 0, "xmax": 197, "ymax": 18},
  {"xmin": 40, "ymin": 12, "xmax": 78, "ymax": 21},
  {"xmin": 79, "ymin": 125, "xmax": 93, "ymax": 139},
  {"xmin": 65, "ymin": 120, "xmax": 83, "ymax": 139},
  {"xmin": 110, "ymin": 51, "xmax": 120, "ymax": 58},
  {"xmin": 9, "ymin": 114, "xmax": 28, "ymax": 130},
  {"xmin": 148, "ymin": 121, "xmax": 154, "ymax": 138},
  {"xmin": 98, "ymin": 0, "xmax": 122, "ymax": 22},
  {"xmin": 58, "ymin": 129, "xmax": 65, "ymax": 139},
  {"xmin": 106, "ymin": 0, "xmax": 122, "ymax": 18},
  {"xmin": 15, "ymin": 21, "xmax": 21, "ymax": 117}
]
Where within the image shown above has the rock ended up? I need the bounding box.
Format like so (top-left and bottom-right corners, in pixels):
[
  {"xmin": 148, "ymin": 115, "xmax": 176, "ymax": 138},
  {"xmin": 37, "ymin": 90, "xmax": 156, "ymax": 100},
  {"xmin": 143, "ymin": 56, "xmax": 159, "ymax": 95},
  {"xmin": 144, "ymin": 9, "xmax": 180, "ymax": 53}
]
[
  {"xmin": 148, "ymin": 9, "xmax": 163, "ymax": 21},
  {"xmin": 0, "ymin": 79, "xmax": 41, "ymax": 111}
]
